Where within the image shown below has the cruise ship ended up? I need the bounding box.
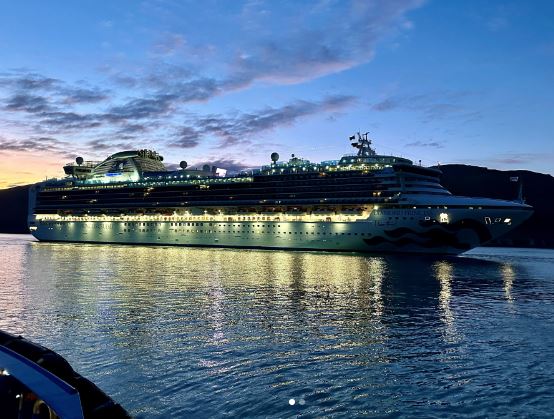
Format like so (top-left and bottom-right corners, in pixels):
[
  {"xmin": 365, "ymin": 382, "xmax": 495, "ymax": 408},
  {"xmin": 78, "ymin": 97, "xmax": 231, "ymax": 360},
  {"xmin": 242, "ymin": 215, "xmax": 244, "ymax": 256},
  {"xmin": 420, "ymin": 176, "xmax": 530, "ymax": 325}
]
[{"xmin": 28, "ymin": 133, "xmax": 533, "ymax": 254}]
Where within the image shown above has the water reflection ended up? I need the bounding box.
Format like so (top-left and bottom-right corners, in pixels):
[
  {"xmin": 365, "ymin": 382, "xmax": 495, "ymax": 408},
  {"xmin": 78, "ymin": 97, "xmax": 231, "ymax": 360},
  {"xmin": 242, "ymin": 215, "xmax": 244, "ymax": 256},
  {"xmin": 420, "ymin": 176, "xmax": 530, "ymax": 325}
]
[
  {"xmin": 432, "ymin": 260, "xmax": 456, "ymax": 339},
  {"xmin": 8, "ymin": 242, "xmax": 522, "ymax": 351},
  {"xmin": 1, "ymin": 236, "xmax": 551, "ymax": 418},
  {"xmin": 501, "ymin": 264, "xmax": 515, "ymax": 304}
]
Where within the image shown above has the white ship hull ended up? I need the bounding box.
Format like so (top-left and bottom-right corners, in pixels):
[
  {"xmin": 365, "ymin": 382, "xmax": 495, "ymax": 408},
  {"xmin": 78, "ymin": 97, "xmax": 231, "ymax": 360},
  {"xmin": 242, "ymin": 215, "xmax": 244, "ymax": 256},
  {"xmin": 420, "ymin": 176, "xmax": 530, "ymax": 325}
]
[{"xmin": 28, "ymin": 204, "xmax": 532, "ymax": 255}]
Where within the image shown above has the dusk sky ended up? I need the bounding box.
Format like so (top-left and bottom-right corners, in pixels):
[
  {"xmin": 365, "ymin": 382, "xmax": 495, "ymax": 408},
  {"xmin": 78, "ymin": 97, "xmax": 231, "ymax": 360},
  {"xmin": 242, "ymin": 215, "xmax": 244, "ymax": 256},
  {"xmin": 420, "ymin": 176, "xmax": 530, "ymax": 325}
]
[{"xmin": 0, "ymin": 0, "xmax": 553, "ymax": 188}]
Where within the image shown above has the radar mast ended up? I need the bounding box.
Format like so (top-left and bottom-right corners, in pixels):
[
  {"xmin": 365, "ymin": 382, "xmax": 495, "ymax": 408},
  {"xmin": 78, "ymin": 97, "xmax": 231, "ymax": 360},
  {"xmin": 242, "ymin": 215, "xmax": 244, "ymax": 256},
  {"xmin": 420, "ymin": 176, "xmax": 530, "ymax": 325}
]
[{"xmin": 349, "ymin": 132, "xmax": 376, "ymax": 157}]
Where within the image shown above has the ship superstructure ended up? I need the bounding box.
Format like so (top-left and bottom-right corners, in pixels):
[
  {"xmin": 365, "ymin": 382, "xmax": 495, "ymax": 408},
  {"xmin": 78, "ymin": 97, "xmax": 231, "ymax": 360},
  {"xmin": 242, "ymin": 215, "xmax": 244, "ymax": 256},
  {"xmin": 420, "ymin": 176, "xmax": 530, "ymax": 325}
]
[{"xmin": 28, "ymin": 133, "xmax": 533, "ymax": 254}]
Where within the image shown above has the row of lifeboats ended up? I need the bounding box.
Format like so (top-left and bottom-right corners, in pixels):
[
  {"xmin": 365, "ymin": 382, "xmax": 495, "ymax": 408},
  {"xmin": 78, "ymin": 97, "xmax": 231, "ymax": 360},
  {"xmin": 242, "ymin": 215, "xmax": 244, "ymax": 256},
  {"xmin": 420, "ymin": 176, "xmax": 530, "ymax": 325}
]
[{"xmin": 56, "ymin": 206, "xmax": 370, "ymax": 217}]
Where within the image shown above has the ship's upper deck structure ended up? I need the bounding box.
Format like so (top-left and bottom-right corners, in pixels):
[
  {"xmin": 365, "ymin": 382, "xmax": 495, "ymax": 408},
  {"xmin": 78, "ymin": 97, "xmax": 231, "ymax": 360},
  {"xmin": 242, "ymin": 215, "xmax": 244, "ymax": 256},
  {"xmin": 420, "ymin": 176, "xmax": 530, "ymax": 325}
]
[
  {"xmin": 58, "ymin": 133, "xmax": 417, "ymax": 186},
  {"xmin": 34, "ymin": 133, "xmax": 451, "ymax": 217}
]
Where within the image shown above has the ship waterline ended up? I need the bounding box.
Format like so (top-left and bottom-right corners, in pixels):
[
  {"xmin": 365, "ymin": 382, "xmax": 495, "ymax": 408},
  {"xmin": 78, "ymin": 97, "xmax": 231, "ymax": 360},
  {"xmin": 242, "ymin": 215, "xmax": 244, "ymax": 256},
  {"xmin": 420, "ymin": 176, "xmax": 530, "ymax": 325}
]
[{"xmin": 27, "ymin": 133, "xmax": 533, "ymax": 254}]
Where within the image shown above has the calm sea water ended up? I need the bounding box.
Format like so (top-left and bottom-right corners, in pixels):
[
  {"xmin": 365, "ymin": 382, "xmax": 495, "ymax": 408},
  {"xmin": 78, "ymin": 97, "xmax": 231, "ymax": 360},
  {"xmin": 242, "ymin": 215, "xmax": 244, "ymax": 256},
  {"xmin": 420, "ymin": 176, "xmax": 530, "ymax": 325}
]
[{"xmin": 1, "ymin": 234, "xmax": 553, "ymax": 418}]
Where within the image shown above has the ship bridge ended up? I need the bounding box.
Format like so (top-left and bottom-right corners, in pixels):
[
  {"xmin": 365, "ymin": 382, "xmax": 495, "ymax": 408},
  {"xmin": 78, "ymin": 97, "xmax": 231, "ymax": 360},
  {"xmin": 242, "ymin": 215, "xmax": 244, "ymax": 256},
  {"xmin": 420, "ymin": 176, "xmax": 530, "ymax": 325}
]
[{"xmin": 64, "ymin": 150, "xmax": 166, "ymax": 184}]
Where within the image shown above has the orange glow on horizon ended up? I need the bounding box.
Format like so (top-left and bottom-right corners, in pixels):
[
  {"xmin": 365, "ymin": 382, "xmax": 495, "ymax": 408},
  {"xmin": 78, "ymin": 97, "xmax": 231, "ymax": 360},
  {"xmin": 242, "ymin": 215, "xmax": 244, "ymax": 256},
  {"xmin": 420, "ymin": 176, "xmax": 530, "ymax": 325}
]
[{"xmin": 0, "ymin": 151, "xmax": 64, "ymax": 189}]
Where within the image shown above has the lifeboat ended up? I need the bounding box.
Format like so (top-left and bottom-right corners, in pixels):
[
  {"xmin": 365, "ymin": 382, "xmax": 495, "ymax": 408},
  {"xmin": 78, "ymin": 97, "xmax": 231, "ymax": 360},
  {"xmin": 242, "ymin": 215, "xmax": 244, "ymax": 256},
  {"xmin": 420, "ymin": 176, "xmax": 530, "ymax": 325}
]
[{"xmin": 0, "ymin": 330, "xmax": 129, "ymax": 419}]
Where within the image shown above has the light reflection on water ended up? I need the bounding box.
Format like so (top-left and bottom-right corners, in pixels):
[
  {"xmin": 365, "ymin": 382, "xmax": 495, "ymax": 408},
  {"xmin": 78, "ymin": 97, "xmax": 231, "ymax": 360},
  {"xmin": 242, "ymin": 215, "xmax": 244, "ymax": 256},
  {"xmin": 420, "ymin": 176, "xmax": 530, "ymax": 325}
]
[{"xmin": 1, "ymin": 234, "xmax": 554, "ymax": 417}]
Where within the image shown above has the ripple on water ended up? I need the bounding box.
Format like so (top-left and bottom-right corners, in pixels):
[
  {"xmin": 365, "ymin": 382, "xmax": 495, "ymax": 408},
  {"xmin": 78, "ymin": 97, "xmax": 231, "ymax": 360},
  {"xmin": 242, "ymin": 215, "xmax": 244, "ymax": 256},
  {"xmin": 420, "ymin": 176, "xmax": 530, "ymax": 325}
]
[{"xmin": 0, "ymin": 235, "xmax": 553, "ymax": 417}]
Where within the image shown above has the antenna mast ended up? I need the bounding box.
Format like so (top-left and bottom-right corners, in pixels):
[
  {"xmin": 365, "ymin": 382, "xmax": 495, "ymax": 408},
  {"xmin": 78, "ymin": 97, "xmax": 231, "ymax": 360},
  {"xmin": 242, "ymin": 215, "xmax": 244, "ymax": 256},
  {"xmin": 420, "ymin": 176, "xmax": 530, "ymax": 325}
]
[{"xmin": 349, "ymin": 131, "xmax": 376, "ymax": 157}]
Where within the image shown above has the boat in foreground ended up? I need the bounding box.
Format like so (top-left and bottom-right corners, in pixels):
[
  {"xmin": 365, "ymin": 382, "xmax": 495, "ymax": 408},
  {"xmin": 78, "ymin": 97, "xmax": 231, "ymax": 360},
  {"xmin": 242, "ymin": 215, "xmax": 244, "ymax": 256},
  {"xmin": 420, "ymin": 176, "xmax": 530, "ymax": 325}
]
[
  {"xmin": 28, "ymin": 133, "xmax": 533, "ymax": 255},
  {"xmin": 0, "ymin": 330, "xmax": 129, "ymax": 419}
]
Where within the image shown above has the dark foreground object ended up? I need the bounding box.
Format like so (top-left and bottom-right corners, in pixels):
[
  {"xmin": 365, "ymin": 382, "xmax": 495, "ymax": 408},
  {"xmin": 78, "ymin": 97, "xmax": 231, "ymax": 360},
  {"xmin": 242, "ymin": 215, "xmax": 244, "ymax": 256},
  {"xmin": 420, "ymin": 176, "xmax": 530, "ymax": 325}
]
[{"xmin": 0, "ymin": 330, "xmax": 129, "ymax": 419}]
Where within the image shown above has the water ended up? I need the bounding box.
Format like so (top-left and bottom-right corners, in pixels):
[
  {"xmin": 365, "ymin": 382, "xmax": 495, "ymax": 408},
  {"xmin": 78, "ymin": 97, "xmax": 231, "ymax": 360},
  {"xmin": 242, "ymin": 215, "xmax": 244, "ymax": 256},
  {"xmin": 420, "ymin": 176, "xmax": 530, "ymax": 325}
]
[{"xmin": 1, "ymin": 234, "xmax": 553, "ymax": 418}]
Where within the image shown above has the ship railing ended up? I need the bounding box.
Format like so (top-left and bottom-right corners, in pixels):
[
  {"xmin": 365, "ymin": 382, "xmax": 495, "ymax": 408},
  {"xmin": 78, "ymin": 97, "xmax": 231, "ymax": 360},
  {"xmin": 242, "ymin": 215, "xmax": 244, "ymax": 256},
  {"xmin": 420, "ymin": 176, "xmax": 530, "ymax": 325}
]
[
  {"xmin": 64, "ymin": 161, "xmax": 101, "ymax": 168},
  {"xmin": 35, "ymin": 210, "xmax": 373, "ymax": 224}
]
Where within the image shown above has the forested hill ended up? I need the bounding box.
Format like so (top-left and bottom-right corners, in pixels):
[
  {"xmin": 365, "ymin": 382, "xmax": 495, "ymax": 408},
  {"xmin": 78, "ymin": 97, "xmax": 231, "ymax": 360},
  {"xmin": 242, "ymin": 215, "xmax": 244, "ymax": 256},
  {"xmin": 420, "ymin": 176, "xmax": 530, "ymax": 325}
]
[
  {"xmin": 0, "ymin": 165, "xmax": 553, "ymax": 247},
  {"xmin": 0, "ymin": 185, "xmax": 28, "ymax": 234}
]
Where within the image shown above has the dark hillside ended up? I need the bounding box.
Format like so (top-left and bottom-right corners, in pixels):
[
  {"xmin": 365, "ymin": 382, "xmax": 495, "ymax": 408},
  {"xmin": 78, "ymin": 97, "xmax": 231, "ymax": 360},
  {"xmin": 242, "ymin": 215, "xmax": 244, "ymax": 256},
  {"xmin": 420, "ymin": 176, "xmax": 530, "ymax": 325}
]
[{"xmin": 0, "ymin": 185, "xmax": 28, "ymax": 234}]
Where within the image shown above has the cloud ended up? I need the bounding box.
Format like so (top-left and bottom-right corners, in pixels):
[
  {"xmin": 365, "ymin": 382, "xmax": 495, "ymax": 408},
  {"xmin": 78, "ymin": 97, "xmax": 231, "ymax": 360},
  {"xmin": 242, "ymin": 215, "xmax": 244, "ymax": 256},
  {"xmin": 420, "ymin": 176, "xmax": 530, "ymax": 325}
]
[
  {"xmin": 0, "ymin": 2, "xmax": 425, "ymax": 156},
  {"xmin": 5, "ymin": 93, "xmax": 53, "ymax": 113},
  {"xmin": 116, "ymin": 123, "xmax": 149, "ymax": 134},
  {"xmin": 168, "ymin": 127, "xmax": 201, "ymax": 148},
  {"xmin": 152, "ymin": 33, "xmax": 186, "ymax": 55},
  {"xmin": 371, "ymin": 91, "xmax": 481, "ymax": 123},
  {"xmin": 0, "ymin": 73, "xmax": 60, "ymax": 91},
  {"xmin": 38, "ymin": 111, "xmax": 102, "ymax": 130},
  {"xmin": 226, "ymin": 0, "xmax": 424, "ymax": 86},
  {"xmin": 113, "ymin": 0, "xmax": 424, "ymax": 109},
  {"xmin": 1, "ymin": 71, "xmax": 110, "ymax": 106},
  {"xmin": 60, "ymin": 87, "xmax": 110, "ymax": 104},
  {"xmin": 105, "ymin": 63, "xmax": 195, "ymax": 90},
  {"xmin": 171, "ymin": 94, "xmax": 356, "ymax": 148},
  {"xmin": 488, "ymin": 153, "xmax": 554, "ymax": 165},
  {"xmin": 86, "ymin": 139, "xmax": 135, "ymax": 151},
  {"xmin": 0, "ymin": 136, "xmax": 70, "ymax": 153},
  {"xmin": 405, "ymin": 140, "xmax": 444, "ymax": 148},
  {"xmin": 105, "ymin": 94, "xmax": 176, "ymax": 121},
  {"xmin": 372, "ymin": 98, "xmax": 398, "ymax": 111},
  {"xmin": 103, "ymin": 78, "xmax": 221, "ymax": 122}
]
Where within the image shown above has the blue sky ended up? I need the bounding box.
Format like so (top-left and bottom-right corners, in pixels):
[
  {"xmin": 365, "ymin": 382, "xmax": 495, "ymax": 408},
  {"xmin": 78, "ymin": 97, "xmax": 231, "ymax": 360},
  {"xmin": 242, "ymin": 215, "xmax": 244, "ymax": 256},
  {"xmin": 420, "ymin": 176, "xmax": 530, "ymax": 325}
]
[{"xmin": 0, "ymin": 0, "xmax": 553, "ymax": 187}]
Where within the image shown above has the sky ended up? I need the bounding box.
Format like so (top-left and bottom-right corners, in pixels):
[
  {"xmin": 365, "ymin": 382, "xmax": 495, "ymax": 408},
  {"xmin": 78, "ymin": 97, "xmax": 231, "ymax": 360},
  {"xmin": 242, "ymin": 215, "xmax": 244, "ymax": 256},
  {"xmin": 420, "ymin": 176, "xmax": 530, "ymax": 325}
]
[{"xmin": 0, "ymin": 0, "xmax": 553, "ymax": 188}]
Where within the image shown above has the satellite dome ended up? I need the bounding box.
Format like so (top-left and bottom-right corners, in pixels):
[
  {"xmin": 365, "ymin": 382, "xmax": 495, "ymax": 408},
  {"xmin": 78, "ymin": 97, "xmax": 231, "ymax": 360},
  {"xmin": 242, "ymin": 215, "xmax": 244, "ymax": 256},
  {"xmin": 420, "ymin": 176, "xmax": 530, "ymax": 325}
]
[
  {"xmin": 202, "ymin": 164, "xmax": 211, "ymax": 172},
  {"xmin": 180, "ymin": 161, "xmax": 188, "ymax": 169},
  {"xmin": 271, "ymin": 152, "xmax": 279, "ymax": 162},
  {"xmin": 76, "ymin": 157, "xmax": 84, "ymax": 165}
]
